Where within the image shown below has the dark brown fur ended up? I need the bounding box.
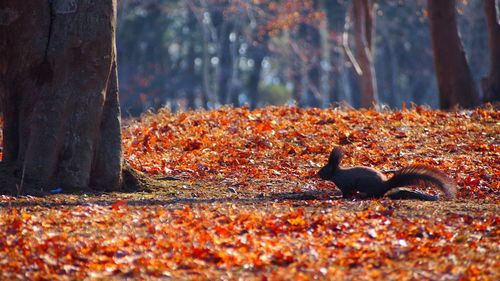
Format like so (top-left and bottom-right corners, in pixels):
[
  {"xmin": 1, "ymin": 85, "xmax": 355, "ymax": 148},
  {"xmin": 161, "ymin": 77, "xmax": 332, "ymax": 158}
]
[{"xmin": 318, "ymin": 147, "xmax": 457, "ymax": 200}]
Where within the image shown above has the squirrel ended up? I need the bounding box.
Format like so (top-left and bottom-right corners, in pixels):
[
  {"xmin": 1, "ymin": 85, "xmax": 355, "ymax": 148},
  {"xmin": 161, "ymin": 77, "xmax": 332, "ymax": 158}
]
[{"xmin": 318, "ymin": 147, "xmax": 457, "ymax": 200}]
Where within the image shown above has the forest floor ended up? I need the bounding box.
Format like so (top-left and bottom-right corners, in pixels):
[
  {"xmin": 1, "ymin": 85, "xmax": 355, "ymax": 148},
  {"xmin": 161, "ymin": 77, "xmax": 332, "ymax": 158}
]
[{"xmin": 1, "ymin": 105, "xmax": 499, "ymax": 280}]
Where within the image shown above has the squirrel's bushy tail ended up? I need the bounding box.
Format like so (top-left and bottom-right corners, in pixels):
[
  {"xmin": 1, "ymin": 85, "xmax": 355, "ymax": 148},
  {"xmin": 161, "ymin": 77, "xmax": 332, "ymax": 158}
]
[{"xmin": 384, "ymin": 165, "xmax": 457, "ymax": 199}]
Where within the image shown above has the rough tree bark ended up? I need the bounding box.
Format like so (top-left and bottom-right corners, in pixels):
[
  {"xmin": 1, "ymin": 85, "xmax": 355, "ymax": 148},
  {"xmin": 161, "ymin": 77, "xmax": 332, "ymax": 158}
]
[
  {"xmin": 0, "ymin": 0, "xmax": 122, "ymax": 192},
  {"xmin": 428, "ymin": 0, "xmax": 479, "ymax": 109},
  {"xmin": 481, "ymin": 0, "xmax": 500, "ymax": 103},
  {"xmin": 352, "ymin": 0, "xmax": 378, "ymax": 108}
]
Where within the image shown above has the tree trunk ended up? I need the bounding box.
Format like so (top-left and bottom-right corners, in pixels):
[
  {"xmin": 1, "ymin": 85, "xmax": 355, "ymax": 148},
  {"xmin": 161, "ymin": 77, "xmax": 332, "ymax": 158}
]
[
  {"xmin": 292, "ymin": 58, "xmax": 307, "ymax": 107},
  {"xmin": 216, "ymin": 23, "xmax": 233, "ymax": 105},
  {"xmin": 428, "ymin": 0, "xmax": 479, "ymax": 109},
  {"xmin": 319, "ymin": 5, "xmax": 331, "ymax": 108},
  {"xmin": 209, "ymin": 3, "xmax": 232, "ymax": 106},
  {"xmin": 248, "ymin": 35, "xmax": 268, "ymax": 109},
  {"xmin": 200, "ymin": 23, "xmax": 211, "ymax": 109},
  {"xmin": 186, "ymin": 40, "xmax": 198, "ymax": 109},
  {"xmin": 324, "ymin": 1, "xmax": 352, "ymax": 105},
  {"xmin": 185, "ymin": 9, "xmax": 198, "ymax": 110},
  {"xmin": 228, "ymin": 27, "xmax": 240, "ymax": 106},
  {"xmin": 352, "ymin": 0, "xmax": 378, "ymax": 108},
  {"xmin": 481, "ymin": 0, "xmax": 500, "ymax": 103},
  {"xmin": 0, "ymin": 0, "xmax": 122, "ymax": 192},
  {"xmin": 298, "ymin": 1, "xmax": 322, "ymax": 108}
]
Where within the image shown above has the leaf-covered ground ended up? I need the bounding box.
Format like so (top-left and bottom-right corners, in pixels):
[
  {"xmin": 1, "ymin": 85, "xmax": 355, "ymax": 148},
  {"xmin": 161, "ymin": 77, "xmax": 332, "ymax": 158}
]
[{"xmin": 1, "ymin": 106, "xmax": 499, "ymax": 280}]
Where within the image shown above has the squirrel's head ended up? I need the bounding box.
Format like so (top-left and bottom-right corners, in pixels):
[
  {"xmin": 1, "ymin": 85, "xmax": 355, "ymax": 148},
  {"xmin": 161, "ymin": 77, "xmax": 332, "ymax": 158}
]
[
  {"xmin": 317, "ymin": 147, "xmax": 344, "ymax": 180},
  {"xmin": 318, "ymin": 163, "xmax": 334, "ymax": 180}
]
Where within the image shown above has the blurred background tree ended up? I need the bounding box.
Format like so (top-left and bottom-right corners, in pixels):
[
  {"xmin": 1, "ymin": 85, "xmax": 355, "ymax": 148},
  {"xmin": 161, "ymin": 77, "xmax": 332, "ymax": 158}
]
[{"xmin": 116, "ymin": 0, "xmax": 492, "ymax": 115}]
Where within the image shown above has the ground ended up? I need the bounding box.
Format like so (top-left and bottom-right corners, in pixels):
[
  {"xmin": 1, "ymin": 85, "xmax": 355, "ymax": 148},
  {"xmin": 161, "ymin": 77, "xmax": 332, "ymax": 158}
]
[{"xmin": 0, "ymin": 105, "xmax": 498, "ymax": 280}]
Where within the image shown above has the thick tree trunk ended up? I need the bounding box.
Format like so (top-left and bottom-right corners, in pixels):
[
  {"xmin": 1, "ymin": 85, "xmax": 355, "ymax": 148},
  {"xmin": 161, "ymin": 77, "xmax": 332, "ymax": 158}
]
[
  {"xmin": 352, "ymin": 0, "xmax": 378, "ymax": 108},
  {"xmin": 481, "ymin": 0, "xmax": 500, "ymax": 103},
  {"xmin": 428, "ymin": 0, "xmax": 479, "ymax": 109},
  {"xmin": 0, "ymin": 0, "xmax": 122, "ymax": 192}
]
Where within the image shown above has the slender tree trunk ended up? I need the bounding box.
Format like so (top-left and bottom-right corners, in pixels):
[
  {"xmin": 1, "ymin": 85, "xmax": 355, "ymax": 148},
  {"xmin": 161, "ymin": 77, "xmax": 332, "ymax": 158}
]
[
  {"xmin": 292, "ymin": 65, "xmax": 304, "ymax": 107},
  {"xmin": 481, "ymin": 0, "xmax": 500, "ymax": 103},
  {"xmin": 352, "ymin": 0, "xmax": 378, "ymax": 108},
  {"xmin": 186, "ymin": 41, "xmax": 197, "ymax": 109},
  {"xmin": 185, "ymin": 9, "xmax": 198, "ymax": 109},
  {"xmin": 319, "ymin": 7, "xmax": 331, "ymax": 108},
  {"xmin": 209, "ymin": 3, "xmax": 231, "ymax": 106},
  {"xmin": 247, "ymin": 36, "xmax": 268, "ymax": 109},
  {"xmin": 217, "ymin": 23, "xmax": 232, "ymax": 105},
  {"xmin": 388, "ymin": 43, "xmax": 400, "ymax": 107},
  {"xmin": 201, "ymin": 24, "xmax": 211, "ymax": 109},
  {"xmin": 324, "ymin": 1, "xmax": 351, "ymax": 104},
  {"xmin": 428, "ymin": 0, "xmax": 479, "ymax": 109},
  {"xmin": 0, "ymin": 0, "xmax": 122, "ymax": 192},
  {"xmin": 290, "ymin": 58, "xmax": 309, "ymax": 107},
  {"xmin": 298, "ymin": 1, "xmax": 322, "ymax": 108},
  {"xmin": 229, "ymin": 27, "xmax": 240, "ymax": 106},
  {"xmin": 248, "ymin": 55, "xmax": 264, "ymax": 108}
]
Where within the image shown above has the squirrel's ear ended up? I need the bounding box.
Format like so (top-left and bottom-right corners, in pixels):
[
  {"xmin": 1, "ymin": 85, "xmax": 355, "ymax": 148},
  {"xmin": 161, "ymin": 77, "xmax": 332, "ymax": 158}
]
[{"xmin": 328, "ymin": 147, "xmax": 344, "ymax": 165}]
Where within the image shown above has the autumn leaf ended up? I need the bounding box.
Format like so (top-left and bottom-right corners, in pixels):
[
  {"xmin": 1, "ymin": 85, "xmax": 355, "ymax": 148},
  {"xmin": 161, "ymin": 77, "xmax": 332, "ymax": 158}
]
[{"xmin": 0, "ymin": 106, "xmax": 498, "ymax": 280}]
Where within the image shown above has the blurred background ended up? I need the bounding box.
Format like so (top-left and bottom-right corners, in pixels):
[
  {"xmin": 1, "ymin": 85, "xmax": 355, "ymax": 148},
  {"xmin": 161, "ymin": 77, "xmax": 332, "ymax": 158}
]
[{"xmin": 116, "ymin": 0, "xmax": 488, "ymax": 116}]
